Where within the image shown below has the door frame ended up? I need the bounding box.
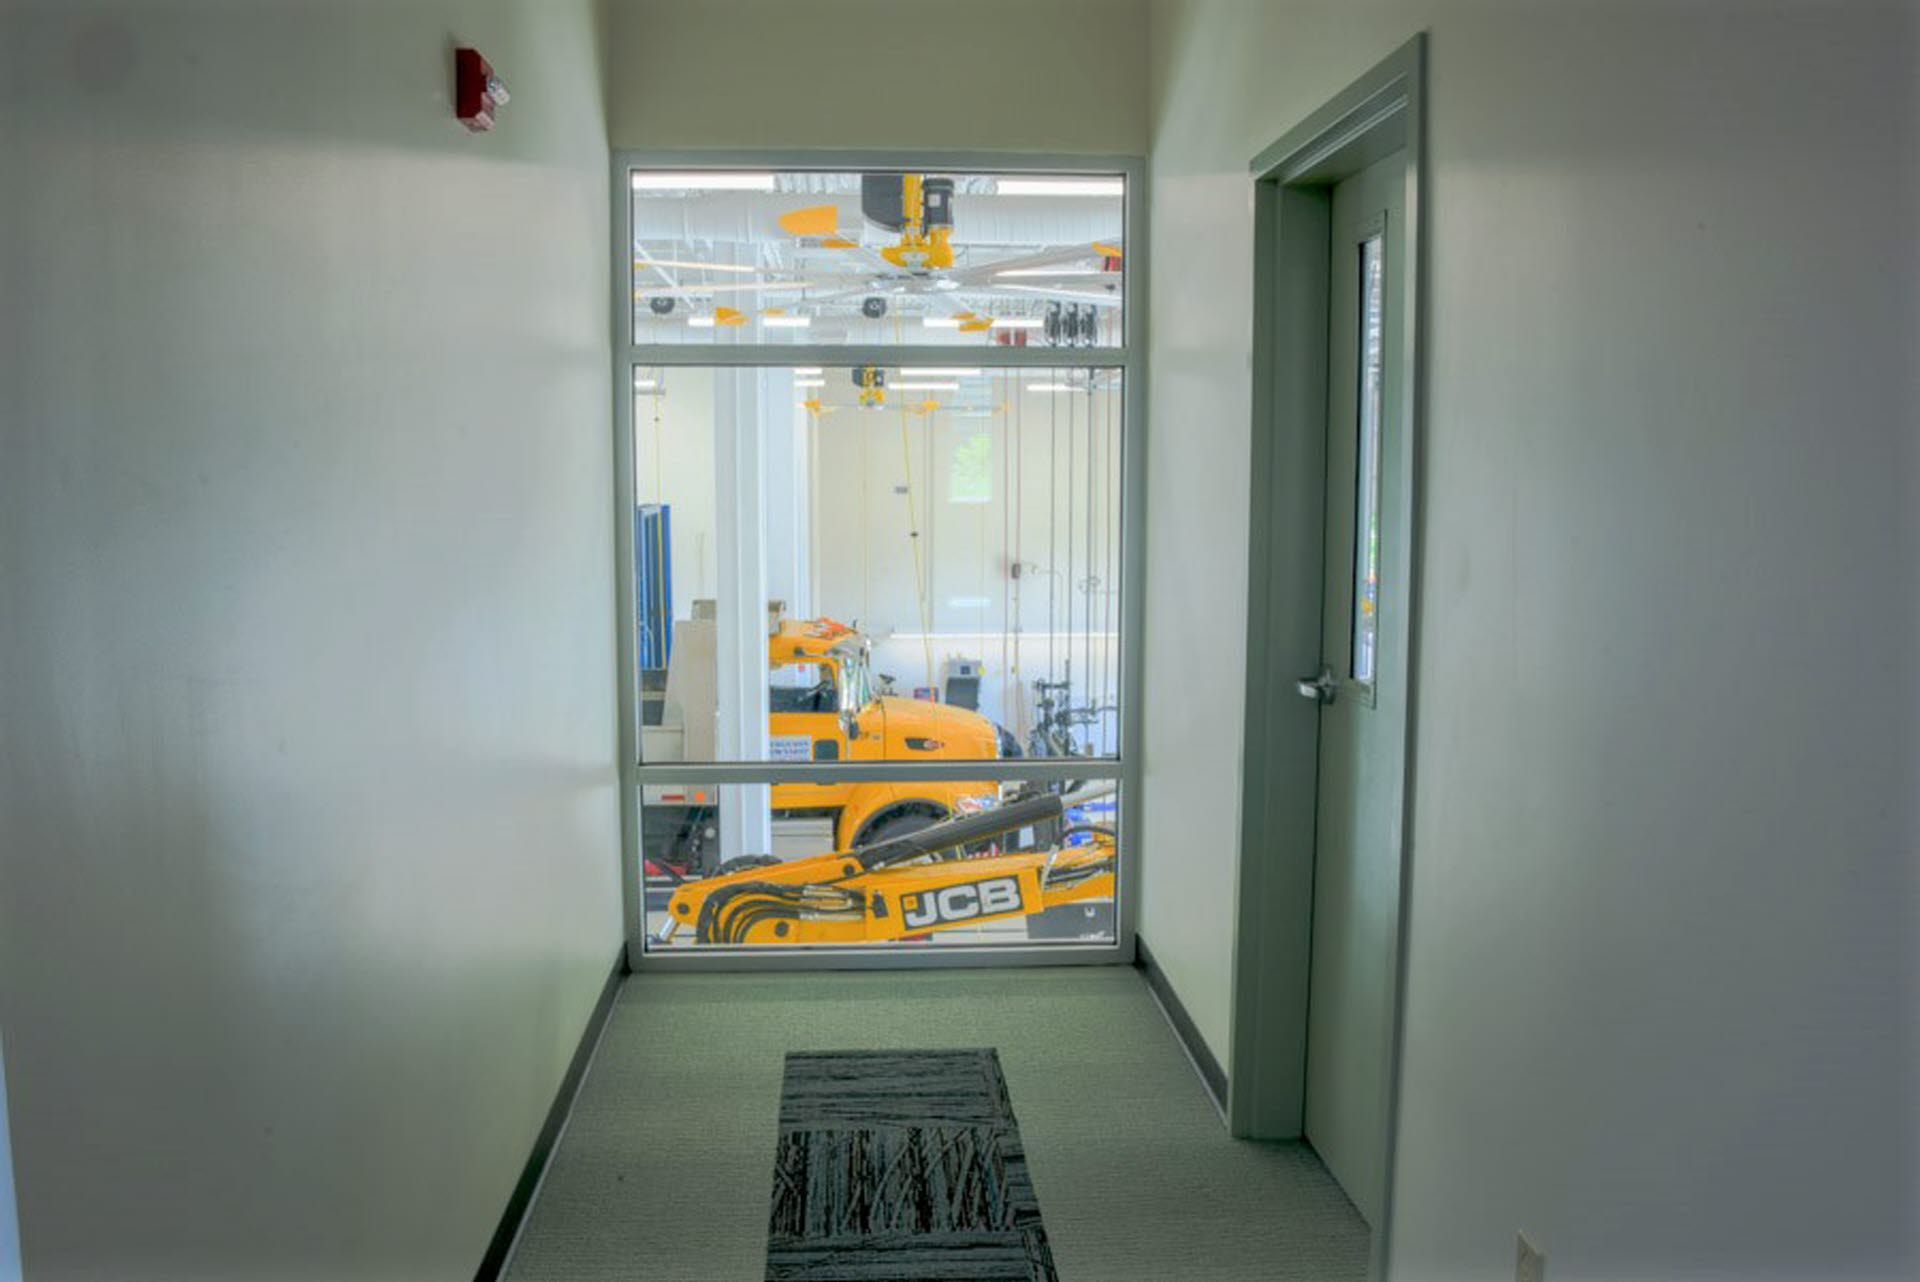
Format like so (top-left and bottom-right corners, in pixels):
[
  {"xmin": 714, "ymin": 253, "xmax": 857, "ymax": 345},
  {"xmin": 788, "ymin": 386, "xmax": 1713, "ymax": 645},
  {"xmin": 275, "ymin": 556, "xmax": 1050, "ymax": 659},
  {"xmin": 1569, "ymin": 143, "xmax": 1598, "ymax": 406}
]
[{"xmin": 1227, "ymin": 32, "xmax": 1427, "ymax": 1278}]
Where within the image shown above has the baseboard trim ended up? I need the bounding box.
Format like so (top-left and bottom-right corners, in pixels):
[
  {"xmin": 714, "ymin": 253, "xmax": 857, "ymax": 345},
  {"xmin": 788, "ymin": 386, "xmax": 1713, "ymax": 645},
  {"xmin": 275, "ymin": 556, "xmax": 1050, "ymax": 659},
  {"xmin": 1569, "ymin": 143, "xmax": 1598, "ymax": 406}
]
[
  {"xmin": 1136, "ymin": 937, "xmax": 1228, "ymax": 1120},
  {"xmin": 474, "ymin": 948, "xmax": 628, "ymax": 1282}
]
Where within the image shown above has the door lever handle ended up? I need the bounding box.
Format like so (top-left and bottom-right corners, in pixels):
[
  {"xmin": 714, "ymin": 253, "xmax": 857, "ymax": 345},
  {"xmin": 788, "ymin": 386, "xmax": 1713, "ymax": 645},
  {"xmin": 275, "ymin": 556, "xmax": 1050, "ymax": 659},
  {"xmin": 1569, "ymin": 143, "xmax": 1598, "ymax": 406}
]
[{"xmin": 1296, "ymin": 669, "xmax": 1337, "ymax": 705}]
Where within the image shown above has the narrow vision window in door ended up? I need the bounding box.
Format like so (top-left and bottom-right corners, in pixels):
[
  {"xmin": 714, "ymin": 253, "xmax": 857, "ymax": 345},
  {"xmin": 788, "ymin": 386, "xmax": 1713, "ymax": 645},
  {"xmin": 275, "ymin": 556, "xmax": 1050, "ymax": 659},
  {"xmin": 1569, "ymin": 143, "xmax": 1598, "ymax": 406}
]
[{"xmin": 1352, "ymin": 230, "xmax": 1386, "ymax": 689}]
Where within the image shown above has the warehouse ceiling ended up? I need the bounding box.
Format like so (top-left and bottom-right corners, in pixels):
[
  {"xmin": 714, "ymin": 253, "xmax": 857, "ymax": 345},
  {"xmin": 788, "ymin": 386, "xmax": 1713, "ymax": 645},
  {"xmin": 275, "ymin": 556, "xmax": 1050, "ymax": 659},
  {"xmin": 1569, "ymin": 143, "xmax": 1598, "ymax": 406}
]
[{"xmin": 630, "ymin": 169, "xmax": 1126, "ymax": 345}]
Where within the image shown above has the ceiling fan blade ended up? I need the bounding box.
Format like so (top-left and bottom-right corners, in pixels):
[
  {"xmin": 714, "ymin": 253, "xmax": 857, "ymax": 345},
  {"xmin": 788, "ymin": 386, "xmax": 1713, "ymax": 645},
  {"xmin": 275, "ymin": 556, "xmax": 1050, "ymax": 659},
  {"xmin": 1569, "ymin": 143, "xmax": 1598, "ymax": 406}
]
[
  {"xmin": 778, "ymin": 205, "xmax": 842, "ymax": 237},
  {"xmin": 786, "ymin": 285, "xmax": 875, "ymax": 306},
  {"xmin": 639, "ymin": 278, "xmax": 823, "ymax": 296},
  {"xmin": 943, "ymin": 243, "xmax": 1106, "ymax": 288}
]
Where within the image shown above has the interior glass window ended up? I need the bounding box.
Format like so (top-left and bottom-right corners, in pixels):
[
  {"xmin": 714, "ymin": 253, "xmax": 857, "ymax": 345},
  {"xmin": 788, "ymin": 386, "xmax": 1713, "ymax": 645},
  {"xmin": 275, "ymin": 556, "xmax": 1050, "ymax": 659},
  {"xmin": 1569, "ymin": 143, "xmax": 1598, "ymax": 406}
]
[
  {"xmin": 622, "ymin": 158, "xmax": 1135, "ymax": 957},
  {"xmin": 1352, "ymin": 231, "xmax": 1385, "ymax": 687}
]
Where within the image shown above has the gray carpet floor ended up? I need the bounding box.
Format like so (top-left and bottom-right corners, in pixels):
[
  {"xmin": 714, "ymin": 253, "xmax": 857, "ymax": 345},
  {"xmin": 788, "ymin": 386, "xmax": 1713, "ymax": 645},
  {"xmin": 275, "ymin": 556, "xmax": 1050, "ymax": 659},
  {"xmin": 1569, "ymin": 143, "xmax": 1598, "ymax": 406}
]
[{"xmin": 503, "ymin": 967, "xmax": 1369, "ymax": 1282}]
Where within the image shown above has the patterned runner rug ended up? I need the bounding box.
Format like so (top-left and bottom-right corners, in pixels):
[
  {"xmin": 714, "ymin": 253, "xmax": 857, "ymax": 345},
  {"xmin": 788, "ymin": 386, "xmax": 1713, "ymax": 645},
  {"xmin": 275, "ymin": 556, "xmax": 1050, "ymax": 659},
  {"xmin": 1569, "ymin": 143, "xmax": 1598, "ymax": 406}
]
[{"xmin": 767, "ymin": 1048, "xmax": 1058, "ymax": 1281}]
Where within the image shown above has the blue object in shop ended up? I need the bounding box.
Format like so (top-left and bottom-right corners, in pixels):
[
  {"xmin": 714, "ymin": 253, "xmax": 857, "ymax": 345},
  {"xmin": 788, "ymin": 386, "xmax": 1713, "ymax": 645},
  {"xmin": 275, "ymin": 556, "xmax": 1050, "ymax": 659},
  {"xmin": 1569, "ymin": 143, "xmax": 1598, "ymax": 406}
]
[
  {"xmin": 1064, "ymin": 797, "xmax": 1119, "ymax": 847},
  {"xmin": 635, "ymin": 503, "xmax": 673, "ymax": 670}
]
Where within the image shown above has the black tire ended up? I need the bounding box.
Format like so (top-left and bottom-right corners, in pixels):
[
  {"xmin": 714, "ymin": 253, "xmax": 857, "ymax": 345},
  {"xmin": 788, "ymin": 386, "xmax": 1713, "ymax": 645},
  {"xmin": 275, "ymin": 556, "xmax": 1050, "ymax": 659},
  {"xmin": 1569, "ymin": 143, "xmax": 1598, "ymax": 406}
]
[
  {"xmin": 714, "ymin": 854, "xmax": 781, "ymax": 877},
  {"xmin": 857, "ymin": 809, "xmax": 942, "ymax": 848}
]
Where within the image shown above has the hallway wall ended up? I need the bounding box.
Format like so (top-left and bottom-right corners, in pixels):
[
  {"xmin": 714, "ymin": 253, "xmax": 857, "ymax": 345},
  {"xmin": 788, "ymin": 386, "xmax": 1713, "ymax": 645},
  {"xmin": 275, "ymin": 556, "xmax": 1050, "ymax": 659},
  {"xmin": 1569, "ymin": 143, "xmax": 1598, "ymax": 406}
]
[
  {"xmin": 0, "ymin": 3, "xmax": 622, "ymax": 1279},
  {"xmin": 1143, "ymin": 2, "xmax": 1918, "ymax": 1279},
  {"xmin": 604, "ymin": 0, "xmax": 1149, "ymax": 154}
]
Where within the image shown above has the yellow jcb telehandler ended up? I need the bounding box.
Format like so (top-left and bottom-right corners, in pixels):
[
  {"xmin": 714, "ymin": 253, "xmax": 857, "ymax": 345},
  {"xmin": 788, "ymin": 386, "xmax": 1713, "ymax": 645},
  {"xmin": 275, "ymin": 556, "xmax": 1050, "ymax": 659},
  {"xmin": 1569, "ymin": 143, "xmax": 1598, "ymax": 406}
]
[{"xmin": 652, "ymin": 790, "xmax": 1114, "ymax": 947}]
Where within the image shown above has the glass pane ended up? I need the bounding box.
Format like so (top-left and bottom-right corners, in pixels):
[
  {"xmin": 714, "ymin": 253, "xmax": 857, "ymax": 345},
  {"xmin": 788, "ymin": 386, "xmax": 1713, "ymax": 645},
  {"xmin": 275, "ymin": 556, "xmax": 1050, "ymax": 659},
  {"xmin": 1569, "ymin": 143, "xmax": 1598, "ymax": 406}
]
[
  {"xmin": 641, "ymin": 776, "xmax": 1120, "ymax": 952},
  {"xmin": 634, "ymin": 366, "xmax": 1124, "ymax": 762},
  {"xmin": 629, "ymin": 169, "xmax": 1125, "ymax": 347},
  {"xmin": 1352, "ymin": 232, "xmax": 1385, "ymax": 686}
]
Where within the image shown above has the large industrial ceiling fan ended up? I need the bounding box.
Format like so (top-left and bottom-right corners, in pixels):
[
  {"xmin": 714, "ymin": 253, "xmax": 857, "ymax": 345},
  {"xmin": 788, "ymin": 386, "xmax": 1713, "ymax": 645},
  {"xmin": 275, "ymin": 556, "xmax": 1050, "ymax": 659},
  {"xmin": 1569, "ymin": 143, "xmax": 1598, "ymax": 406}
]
[{"xmin": 635, "ymin": 172, "xmax": 1122, "ymax": 342}]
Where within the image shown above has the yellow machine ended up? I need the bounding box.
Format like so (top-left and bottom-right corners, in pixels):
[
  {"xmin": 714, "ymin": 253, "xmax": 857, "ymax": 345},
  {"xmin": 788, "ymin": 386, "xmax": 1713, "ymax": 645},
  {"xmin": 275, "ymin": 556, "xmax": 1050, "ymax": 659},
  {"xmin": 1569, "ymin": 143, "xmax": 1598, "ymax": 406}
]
[
  {"xmin": 875, "ymin": 173, "xmax": 955, "ymax": 272},
  {"xmin": 766, "ymin": 617, "xmax": 1006, "ymax": 850},
  {"xmin": 777, "ymin": 173, "xmax": 955, "ymax": 274},
  {"xmin": 655, "ymin": 792, "xmax": 1115, "ymax": 946}
]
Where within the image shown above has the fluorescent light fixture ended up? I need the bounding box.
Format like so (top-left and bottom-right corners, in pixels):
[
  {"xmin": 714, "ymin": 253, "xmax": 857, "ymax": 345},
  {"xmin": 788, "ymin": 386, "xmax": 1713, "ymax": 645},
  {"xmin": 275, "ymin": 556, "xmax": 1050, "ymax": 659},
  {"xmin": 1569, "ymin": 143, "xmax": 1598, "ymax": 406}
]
[
  {"xmin": 900, "ymin": 367, "xmax": 982, "ymax": 377},
  {"xmin": 635, "ymin": 257, "xmax": 760, "ymax": 274},
  {"xmin": 994, "ymin": 177, "xmax": 1124, "ymax": 197},
  {"xmin": 761, "ymin": 315, "xmax": 811, "ymax": 328},
  {"xmin": 687, "ymin": 316, "xmax": 717, "ymax": 328},
  {"xmin": 992, "ymin": 318, "xmax": 1044, "ymax": 329},
  {"xmin": 633, "ymin": 378, "xmax": 659, "ymax": 391},
  {"xmin": 795, "ymin": 378, "xmax": 826, "ymax": 389},
  {"xmin": 793, "ymin": 366, "xmax": 824, "ymax": 375},
  {"xmin": 1026, "ymin": 383, "xmax": 1085, "ymax": 392},
  {"xmin": 894, "ymin": 381, "xmax": 960, "ymax": 392},
  {"xmin": 995, "ymin": 267, "xmax": 1107, "ymax": 278},
  {"xmin": 631, "ymin": 172, "xmax": 777, "ymax": 191}
]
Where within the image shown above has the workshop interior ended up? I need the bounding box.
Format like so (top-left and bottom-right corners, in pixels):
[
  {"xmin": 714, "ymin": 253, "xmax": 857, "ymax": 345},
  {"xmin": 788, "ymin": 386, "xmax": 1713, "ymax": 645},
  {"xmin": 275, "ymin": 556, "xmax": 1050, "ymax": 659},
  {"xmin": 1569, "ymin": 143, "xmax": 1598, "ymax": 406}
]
[{"xmin": 628, "ymin": 168, "xmax": 1128, "ymax": 953}]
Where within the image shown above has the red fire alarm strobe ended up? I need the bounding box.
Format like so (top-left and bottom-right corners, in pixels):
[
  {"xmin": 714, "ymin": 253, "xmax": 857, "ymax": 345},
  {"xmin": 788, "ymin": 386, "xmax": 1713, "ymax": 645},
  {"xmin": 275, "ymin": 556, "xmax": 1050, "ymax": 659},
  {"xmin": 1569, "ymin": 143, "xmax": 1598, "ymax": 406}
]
[{"xmin": 455, "ymin": 47, "xmax": 509, "ymax": 132}]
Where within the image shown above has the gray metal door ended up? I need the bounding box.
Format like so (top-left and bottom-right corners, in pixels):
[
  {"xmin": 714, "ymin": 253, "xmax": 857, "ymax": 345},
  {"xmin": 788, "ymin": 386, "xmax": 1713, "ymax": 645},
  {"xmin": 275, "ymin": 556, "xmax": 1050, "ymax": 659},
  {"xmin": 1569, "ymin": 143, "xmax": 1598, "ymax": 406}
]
[{"xmin": 1300, "ymin": 146, "xmax": 1408, "ymax": 1227}]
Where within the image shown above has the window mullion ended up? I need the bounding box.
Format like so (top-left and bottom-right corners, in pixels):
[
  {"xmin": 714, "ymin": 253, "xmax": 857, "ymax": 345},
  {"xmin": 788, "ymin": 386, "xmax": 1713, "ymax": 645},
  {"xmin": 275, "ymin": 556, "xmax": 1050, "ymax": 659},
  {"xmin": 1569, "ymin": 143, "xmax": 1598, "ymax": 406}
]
[
  {"xmin": 627, "ymin": 344, "xmax": 1131, "ymax": 370},
  {"xmin": 635, "ymin": 761, "xmax": 1121, "ymax": 786}
]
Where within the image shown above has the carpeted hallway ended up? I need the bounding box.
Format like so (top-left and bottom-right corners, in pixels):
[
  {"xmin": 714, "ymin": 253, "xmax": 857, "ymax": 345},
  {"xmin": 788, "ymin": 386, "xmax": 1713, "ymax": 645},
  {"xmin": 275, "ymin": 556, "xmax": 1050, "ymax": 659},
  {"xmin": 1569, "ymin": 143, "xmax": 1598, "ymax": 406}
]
[{"xmin": 502, "ymin": 966, "xmax": 1368, "ymax": 1281}]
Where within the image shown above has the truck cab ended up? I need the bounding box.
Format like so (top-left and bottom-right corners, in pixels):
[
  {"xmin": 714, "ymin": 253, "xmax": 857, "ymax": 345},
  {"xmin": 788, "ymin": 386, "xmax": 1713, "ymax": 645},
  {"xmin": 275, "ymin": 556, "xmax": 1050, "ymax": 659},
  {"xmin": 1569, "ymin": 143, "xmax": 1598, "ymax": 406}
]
[
  {"xmin": 766, "ymin": 618, "xmax": 1002, "ymax": 850},
  {"xmin": 643, "ymin": 613, "xmax": 1004, "ymax": 872}
]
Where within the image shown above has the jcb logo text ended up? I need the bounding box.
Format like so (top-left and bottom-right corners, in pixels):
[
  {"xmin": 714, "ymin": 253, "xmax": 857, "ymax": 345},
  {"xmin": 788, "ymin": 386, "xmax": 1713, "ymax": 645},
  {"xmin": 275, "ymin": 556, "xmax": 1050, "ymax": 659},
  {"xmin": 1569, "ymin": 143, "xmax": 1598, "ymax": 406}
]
[{"xmin": 902, "ymin": 877, "xmax": 1023, "ymax": 929}]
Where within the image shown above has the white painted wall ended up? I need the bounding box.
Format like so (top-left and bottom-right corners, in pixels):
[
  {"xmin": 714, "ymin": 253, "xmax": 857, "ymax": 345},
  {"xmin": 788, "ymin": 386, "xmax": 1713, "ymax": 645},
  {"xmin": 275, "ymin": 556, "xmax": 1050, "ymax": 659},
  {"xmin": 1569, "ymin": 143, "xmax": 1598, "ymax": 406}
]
[
  {"xmin": 810, "ymin": 386, "xmax": 1124, "ymax": 737},
  {"xmin": 636, "ymin": 372, "xmax": 721, "ymax": 610},
  {"xmin": 0, "ymin": 3, "xmax": 621, "ymax": 1279},
  {"xmin": 606, "ymin": 0, "xmax": 1148, "ymax": 153},
  {"xmin": 1145, "ymin": 2, "xmax": 1919, "ymax": 1279}
]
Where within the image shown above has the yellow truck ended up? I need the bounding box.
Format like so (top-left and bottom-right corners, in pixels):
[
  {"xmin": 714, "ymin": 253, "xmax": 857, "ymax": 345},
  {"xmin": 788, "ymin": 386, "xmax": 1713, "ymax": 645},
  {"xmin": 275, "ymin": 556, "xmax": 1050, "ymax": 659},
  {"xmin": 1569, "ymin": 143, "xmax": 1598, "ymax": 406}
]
[
  {"xmin": 642, "ymin": 615, "xmax": 1012, "ymax": 876},
  {"xmin": 766, "ymin": 617, "xmax": 1008, "ymax": 847}
]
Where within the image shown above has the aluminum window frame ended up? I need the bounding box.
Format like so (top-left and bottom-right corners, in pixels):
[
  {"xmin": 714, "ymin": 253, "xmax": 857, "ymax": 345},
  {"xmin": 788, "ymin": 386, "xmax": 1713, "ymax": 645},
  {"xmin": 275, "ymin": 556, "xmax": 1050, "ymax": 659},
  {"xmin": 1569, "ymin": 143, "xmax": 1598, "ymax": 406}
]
[{"xmin": 611, "ymin": 150, "xmax": 1147, "ymax": 971}]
